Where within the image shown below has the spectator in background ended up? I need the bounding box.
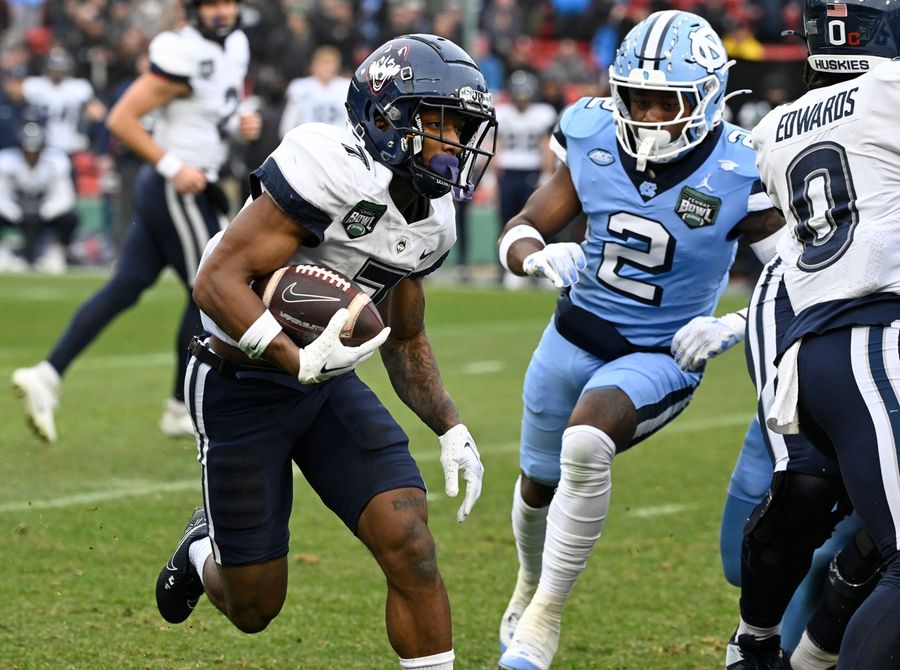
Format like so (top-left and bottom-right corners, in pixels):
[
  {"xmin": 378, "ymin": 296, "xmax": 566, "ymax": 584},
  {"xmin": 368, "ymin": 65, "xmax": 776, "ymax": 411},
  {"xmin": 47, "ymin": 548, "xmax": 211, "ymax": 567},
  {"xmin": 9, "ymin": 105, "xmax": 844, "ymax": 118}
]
[
  {"xmin": 0, "ymin": 65, "xmax": 40, "ymax": 149},
  {"xmin": 278, "ymin": 44, "xmax": 349, "ymax": 138},
  {"xmin": 376, "ymin": 0, "xmax": 430, "ymax": 46},
  {"xmin": 494, "ymin": 69, "xmax": 557, "ymax": 286},
  {"xmin": 238, "ymin": 63, "xmax": 285, "ymax": 203},
  {"xmin": 23, "ymin": 47, "xmax": 106, "ymax": 156},
  {"xmin": 306, "ymin": 0, "xmax": 360, "ymax": 67},
  {"xmin": 267, "ymin": 6, "xmax": 315, "ymax": 82},
  {"xmin": 481, "ymin": 0, "xmax": 525, "ymax": 70},
  {"xmin": 0, "ymin": 122, "xmax": 78, "ymax": 272},
  {"xmin": 737, "ymin": 70, "xmax": 793, "ymax": 130}
]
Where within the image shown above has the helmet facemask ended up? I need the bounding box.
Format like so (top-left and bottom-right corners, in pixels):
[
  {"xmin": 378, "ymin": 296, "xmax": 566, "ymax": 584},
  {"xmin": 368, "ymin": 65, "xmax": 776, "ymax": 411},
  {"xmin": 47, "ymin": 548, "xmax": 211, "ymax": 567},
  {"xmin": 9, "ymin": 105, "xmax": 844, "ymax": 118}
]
[{"xmin": 610, "ymin": 70, "xmax": 725, "ymax": 171}]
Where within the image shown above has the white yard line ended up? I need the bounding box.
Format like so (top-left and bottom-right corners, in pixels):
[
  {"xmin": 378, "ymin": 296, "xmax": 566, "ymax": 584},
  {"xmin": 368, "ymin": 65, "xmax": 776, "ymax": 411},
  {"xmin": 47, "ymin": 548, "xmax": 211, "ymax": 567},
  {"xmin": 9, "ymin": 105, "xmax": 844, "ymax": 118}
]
[{"xmin": 0, "ymin": 413, "xmax": 750, "ymax": 514}]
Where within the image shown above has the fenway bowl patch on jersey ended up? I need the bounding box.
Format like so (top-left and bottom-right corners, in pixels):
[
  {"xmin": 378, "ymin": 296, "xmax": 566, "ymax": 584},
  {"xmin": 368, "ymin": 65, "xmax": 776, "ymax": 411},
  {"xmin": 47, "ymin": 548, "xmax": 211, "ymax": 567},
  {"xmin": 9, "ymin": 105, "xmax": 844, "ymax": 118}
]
[
  {"xmin": 675, "ymin": 186, "xmax": 721, "ymax": 228},
  {"xmin": 342, "ymin": 200, "xmax": 388, "ymax": 238}
]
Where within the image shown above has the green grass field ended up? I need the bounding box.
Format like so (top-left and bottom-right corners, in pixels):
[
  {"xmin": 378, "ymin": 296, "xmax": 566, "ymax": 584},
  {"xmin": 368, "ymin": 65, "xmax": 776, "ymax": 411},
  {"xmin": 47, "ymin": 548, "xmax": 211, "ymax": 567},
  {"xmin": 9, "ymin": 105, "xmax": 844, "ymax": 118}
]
[{"xmin": 0, "ymin": 272, "xmax": 757, "ymax": 669}]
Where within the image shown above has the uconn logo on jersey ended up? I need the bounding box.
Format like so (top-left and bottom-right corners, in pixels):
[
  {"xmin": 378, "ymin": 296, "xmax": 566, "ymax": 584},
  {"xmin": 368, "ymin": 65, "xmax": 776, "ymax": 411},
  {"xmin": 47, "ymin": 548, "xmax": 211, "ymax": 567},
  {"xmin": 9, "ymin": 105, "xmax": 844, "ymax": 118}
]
[{"xmin": 776, "ymin": 87, "xmax": 859, "ymax": 141}]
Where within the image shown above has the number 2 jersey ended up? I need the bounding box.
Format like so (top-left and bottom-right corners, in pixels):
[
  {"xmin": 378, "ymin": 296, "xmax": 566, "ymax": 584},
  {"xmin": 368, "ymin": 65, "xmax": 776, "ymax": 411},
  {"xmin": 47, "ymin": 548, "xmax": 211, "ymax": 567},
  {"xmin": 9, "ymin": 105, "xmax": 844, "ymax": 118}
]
[
  {"xmin": 554, "ymin": 97, "xmax": 771, "ymax": 348},
  {"xmin": 752, "ymin": 60, "xmax": 900, "ymax": 354}
]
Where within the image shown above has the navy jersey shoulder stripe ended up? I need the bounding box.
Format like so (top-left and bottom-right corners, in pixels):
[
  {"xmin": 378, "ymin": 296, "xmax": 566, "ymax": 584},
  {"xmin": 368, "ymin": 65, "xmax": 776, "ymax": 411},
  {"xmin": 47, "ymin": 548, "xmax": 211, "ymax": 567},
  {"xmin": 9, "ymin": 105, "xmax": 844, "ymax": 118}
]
[
  {"xmin": 250, "ymin": 157, "xmax": 332, "ymax": 246},
  {"xmin": 150, "ymin": 63, "xmax": 191, "ymax": 86}
]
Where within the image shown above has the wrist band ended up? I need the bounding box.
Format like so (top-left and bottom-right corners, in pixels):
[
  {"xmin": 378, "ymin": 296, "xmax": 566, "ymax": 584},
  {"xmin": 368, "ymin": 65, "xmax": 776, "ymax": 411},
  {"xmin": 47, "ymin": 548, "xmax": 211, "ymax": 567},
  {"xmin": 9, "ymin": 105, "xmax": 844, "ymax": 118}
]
[
  {"xmin": 238, "ymin": 310, "xmax": 282, "ymax": 359},
  {"xmin": 750, "ymin": 232, "xmax": 781, "ymax": 264},
  {"xmin": 498, "ymin": 224, "xmax": 545, "ymax": 271},
  {"xmin": 155, "ymin": 152, "xmax": 184, "ymax": 180}
]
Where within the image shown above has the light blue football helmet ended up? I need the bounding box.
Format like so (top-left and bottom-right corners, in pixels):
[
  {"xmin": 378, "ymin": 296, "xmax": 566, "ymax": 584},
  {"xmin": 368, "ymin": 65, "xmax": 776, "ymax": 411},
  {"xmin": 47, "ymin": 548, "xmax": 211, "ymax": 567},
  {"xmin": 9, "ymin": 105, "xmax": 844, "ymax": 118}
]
[{"xmin": 609, "ymin": 10, "xmax": 733, "ymax": 169}]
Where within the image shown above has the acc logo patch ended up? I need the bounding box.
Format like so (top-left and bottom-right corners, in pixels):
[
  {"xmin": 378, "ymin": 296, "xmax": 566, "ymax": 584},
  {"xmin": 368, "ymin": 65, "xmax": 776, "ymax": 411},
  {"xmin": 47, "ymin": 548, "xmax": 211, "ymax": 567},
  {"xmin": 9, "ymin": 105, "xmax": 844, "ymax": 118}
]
[
  {"xmin": 675, "ymin": 186, "xmax": 721, "ymax": 228},
  {"xmin": 588, "ymin": 148, "xmax": 615, "ymax": 166},
  {"xmin": 342, "ymin": 200, "xmax": 388, "ymax": 238}
]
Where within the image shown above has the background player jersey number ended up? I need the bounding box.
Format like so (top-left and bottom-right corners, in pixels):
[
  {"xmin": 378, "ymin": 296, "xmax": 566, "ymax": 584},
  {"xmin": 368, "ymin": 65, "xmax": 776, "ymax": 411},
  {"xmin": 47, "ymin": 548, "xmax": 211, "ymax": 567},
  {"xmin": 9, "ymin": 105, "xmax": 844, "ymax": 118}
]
[
  {"xmin": 786, "ymin": 141, "xmax": 858, "ymax": 271},
  {"xmin": 353, "ymin": 258, "xmax": 409, "ymax": 304},
  {"xmin": 598, "ymin": 212, "xmax": 675, "ymax": 306}
]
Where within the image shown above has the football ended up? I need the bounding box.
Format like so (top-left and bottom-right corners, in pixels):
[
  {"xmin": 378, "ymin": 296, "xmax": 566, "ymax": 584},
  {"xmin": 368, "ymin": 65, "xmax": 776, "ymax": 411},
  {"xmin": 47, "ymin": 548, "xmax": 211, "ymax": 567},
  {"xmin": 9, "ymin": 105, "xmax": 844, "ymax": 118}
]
[{"xmin": 252, "ymin": 263, "xmax": 384, "ymax": 347}]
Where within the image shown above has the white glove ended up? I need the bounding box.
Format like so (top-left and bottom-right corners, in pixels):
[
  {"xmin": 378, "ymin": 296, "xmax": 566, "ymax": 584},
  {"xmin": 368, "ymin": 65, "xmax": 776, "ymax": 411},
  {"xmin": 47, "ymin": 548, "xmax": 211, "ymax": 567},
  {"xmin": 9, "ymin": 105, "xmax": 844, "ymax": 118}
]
[
  {"xmin": 297, "ymin": 308, "xmax": 391, "ymax": 383},
  {"xmin": 438, "ymin": 424, "xmax": 484, "ymax": 522},
  {"xmin": 522, "ymin": 242, "xmax": 587, "ymax": 288},
  {"xmin": 671, "ymin": 309, "xmax": 747, "ymax": 371}
]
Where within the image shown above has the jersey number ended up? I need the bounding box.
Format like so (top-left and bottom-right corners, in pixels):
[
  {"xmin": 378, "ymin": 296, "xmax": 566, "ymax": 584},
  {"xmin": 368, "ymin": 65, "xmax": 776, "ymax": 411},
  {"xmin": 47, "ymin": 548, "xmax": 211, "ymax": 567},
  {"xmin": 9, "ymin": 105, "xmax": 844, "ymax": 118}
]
[
  {"xmin": 786, "ymin": 141, "xmax": 858, "ymax": 271},
  {"xmin": 353, "ymin": 259, "xmax": 408, "ymax": 304},
  {"xmin": 598, "ymin": 213, "xmax": 675, "ymax": 305}
]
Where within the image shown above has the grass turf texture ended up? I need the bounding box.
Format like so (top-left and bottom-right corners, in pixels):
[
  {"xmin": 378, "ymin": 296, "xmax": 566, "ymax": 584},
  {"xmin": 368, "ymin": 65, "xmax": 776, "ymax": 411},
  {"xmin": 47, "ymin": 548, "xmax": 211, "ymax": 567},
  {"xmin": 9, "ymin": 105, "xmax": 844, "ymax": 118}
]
[{"xmin": 0, "ymin": 272, "xmax": 756, "ymax": 669}]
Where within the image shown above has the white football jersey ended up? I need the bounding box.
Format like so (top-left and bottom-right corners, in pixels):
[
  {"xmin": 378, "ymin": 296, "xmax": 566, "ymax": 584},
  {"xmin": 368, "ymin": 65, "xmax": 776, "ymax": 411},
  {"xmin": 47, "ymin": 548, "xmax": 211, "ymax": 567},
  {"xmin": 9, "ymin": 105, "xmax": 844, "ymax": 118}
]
[
  {"xmin": 200, "ymin": 123, "xmax": 457, "ymax": 346},
  {"xmin": 22, "ymin": 76, "xmax": 95, "ymax": 153},
  {"xmin": 753, "ymin": 60, "xmax": 900, "ymax": 341},
  {"xmin": 494, "ymin": 102, "xmax": 557, "ymax": 171},
  {"xmin": 278, "ymin": 75, "xmax": 351, "ymax": 137},
  {"xmin": 149, "ymin": 25, "xmax": 250, "ymax": 180},
  {"xmin": 0, "ymin": 146, "xmax": 75, "ymax": 221}
]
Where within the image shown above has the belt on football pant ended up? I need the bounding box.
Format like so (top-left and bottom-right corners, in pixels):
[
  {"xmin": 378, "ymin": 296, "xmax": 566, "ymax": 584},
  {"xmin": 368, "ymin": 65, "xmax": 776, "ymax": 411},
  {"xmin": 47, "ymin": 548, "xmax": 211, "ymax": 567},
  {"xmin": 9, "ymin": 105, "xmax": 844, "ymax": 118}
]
[{"xmin": 188, "ymin": 336, "xmax": 286, "ymax": 380}]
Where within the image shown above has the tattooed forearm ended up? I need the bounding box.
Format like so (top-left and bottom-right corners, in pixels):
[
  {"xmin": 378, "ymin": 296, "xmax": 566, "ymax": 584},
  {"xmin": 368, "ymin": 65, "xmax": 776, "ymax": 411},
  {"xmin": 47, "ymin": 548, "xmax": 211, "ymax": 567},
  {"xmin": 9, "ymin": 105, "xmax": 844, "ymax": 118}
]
[{"xmin": 380, "ymin": 332, "xmax": 460, "ymax": 435}]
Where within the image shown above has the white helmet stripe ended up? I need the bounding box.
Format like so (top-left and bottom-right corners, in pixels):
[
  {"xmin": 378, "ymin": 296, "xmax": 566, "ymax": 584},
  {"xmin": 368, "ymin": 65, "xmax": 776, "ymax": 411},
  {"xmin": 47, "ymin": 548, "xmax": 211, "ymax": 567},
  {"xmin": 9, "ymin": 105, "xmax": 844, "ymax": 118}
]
[{"xmin": 638, "ymin": 10, "xmax": 680, "ymax": 69}]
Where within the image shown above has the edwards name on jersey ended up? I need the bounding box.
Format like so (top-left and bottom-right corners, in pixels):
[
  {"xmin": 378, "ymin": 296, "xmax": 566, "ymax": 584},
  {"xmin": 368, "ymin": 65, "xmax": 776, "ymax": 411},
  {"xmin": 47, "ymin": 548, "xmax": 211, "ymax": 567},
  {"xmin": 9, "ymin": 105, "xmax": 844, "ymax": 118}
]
[
  {"xmin": 554, "ymin": 96, "xmax": 769, "ymax": 348},
  {"xmin": 753, "ymin": 59, "xmax": 900, "ymax": 351}
]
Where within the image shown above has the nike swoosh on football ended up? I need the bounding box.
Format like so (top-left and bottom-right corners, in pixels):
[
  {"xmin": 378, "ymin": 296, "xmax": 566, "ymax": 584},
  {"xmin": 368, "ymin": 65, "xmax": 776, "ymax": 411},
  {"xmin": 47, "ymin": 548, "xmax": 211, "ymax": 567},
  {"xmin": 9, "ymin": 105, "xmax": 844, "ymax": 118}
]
[{"xmin": 281, "ymin": 282, "xmax": 343, "ymax": 304}]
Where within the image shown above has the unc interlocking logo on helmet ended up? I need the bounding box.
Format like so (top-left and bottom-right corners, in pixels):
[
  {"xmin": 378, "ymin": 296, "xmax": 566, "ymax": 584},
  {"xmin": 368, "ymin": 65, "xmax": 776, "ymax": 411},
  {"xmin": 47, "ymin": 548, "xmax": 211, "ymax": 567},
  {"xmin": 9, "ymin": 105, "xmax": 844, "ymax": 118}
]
[
  {"xmin": 689, "ymin": 26, "xmax": 727, "ymax": 73},
  {"xmin": 367, "ymin": 44, "xmax": 410, "ymax": 93}
]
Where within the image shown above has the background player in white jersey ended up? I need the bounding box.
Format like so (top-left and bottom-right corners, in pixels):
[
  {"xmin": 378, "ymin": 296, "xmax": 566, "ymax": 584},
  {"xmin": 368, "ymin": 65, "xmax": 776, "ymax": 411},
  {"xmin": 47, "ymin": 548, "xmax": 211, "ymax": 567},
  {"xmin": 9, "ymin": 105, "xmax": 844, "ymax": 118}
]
[
  {"xmin": 278, "ymin": 45, "xmax": 351, "ymax": 137},
  {"xmin": 153, "ymin": 34, "xmax": 495, "ymax": 670},
  {"xmin": 494, "ymin": 70, "xmax": 557, "ymax": 286},
  {"xmin": 494, "ymin": 11, "xmax": 785, "ymax": 670},
  {"xmin": 730, "ymin": 0, "xmax": 900, "ymax": 667},
  {"xmin": 11, "ymin": 0, "xmax": 261, "ymax": 443},
  {"xmin": 22, "ymin": 47, "xmax": 106, "ymax": 156},
  {"xmin": 0, "ymin": 122, "xmax": 78, "ymax": 271}
]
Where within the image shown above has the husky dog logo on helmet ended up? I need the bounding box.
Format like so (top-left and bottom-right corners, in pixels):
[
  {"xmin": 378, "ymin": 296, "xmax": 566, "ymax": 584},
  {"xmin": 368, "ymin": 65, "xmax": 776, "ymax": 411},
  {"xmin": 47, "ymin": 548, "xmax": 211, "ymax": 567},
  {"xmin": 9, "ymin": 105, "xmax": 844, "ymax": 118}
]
[{"xmin": 367, "ymin": 45, "xmax": 410, "ymax": 93}]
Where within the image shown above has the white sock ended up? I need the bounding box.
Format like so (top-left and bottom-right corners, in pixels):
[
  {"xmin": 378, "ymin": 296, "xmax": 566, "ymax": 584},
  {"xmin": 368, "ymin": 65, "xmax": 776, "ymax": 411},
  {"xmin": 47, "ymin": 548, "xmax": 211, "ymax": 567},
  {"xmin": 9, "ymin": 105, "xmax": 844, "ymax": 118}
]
[
  {"xmin": 188, "ymin": 537, "xmax": 213, "ymax": 588},
  {"xmin": 736, "ymin": 617, "xmax": 780, "ymax": 640},
  {"xmin": 789, "ymin": 630, "xmax": 839, "ymax": 670},
  {"xmin": 38, "ymin": 361, "xmax": 61, "ymax": 386},
  {"xmin": 540, "ymin": 426, "xmax": 615, "ymax": 597},
  {"xmin": 512, "ymin": 475, "xmax": 549, "ymax": 578},
  {"xmin": 399, "ymin": 649, "xmax": 454, "ymax": 669}
]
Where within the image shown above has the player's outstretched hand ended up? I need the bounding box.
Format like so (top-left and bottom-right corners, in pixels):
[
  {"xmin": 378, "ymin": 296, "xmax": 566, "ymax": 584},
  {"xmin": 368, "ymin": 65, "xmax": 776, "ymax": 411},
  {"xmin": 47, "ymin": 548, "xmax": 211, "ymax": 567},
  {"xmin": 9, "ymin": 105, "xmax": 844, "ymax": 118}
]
[
  {"xmin": 297, "ymin": 308, "xmax": 391, "ymax": 383},
  {"xmin": 671, "ymin": 310, "xmax": 747, "ymax": 371},
  {"xmin": 438, "ymin": 424, "xmax": 484, "ymax": 522},
  {"xmin": 522, "ymin": 242, "xmax": 587, "ymax": 288}
]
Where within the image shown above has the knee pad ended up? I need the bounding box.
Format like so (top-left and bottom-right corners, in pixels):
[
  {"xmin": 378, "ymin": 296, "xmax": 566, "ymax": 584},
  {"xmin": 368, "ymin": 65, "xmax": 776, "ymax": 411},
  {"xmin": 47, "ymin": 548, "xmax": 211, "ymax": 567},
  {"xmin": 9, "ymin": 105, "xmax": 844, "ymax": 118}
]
[
  {"xmin": 559, "ymin": 425, "xmax": 615, "ymax": 489},
  {"xmin": 831, "ymin": 528, "xmax": 885, "ymax": 595},
  {"xmin": 744, "ymin": 471, "xmax": 849, "ymax": 568}
]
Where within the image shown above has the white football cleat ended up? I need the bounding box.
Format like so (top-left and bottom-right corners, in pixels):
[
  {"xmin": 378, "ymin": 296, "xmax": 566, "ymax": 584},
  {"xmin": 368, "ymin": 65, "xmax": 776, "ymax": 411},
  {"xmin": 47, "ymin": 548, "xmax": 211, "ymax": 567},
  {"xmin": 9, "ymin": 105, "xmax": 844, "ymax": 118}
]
[
  {"xmin": 499, "ymin": 569, "xmax": 539, "ymax": 653},
  {"xmin": 159, "ymin": 399, "xmax": 195, "ymax": 439},
  {"xmin": 11, "ymin": 362, "xmax": 61, "ymax": 442},
  {"xmin": 498, "ymin": 589, "xmax": 562, "ymax": 670}
]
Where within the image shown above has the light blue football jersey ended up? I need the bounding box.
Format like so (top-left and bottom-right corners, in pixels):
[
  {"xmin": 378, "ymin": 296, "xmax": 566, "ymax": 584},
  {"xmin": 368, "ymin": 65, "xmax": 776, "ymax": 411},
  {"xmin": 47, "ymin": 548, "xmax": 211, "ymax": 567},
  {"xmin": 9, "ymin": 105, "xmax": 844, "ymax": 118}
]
[{"xmin": 555, "ymin": 97, "xmax": 768, "ymax": 347}]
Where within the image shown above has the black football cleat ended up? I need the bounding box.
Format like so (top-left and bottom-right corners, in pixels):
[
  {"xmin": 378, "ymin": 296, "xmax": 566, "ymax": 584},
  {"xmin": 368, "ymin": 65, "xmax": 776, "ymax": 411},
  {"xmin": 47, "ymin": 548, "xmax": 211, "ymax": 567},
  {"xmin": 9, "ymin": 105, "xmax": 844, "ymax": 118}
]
[
  {"xmin": 155, "ymin": 508, "xmax": 208, "ymax": 624},
  {"xmin": 725, "ymin": 629, "xmax": 785, "ymax": 670}
]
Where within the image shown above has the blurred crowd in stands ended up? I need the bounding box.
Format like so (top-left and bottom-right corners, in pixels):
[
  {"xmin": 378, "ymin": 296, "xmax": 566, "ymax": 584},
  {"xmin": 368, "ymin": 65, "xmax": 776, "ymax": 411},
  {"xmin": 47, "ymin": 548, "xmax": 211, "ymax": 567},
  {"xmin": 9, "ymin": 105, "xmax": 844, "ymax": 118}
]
[{"xmin": 0, "ymin": 0, "xmax": 807, "ymax": 274}]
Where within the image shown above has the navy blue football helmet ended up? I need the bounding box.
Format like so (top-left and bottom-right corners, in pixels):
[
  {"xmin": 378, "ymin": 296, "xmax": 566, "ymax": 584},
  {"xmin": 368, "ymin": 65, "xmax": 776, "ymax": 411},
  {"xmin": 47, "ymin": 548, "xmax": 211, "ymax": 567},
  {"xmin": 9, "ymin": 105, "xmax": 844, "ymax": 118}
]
[
  {"xmin": 187, "ymin": 0, "xmax": 241, "ymax": 43},
  {"xmin": 346, "ymin": 34, "xmax": 497, "ymax": 199},
  {"xmin": 801, "ymin": 0, "xmax": 900, "ymax": 73}
]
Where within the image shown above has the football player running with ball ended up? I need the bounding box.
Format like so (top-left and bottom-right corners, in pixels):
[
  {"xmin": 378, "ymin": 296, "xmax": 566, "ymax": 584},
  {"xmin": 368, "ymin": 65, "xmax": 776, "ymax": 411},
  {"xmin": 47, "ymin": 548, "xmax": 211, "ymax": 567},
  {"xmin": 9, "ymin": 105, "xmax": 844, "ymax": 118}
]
[
  {"xmin": 155, "ymin": 34, "xmax": 494, "ymax": 670},
  {"xmin": 11, "ymin": 0, "xmax": 261, "ymax": 441},
  {"xmin": 495, "ymin": 11, "xmax": 785, "ymax": 670}
]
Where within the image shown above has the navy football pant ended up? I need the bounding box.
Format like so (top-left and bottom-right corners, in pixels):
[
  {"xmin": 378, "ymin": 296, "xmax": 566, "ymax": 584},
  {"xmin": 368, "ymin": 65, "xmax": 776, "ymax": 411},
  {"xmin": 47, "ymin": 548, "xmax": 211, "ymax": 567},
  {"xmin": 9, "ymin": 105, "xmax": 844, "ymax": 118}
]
[
  {"xmin": 47, "ymin": 166, "xmax": 225, "ymax": 400},
  {"xmin": 797, "ymin": 325, "xmax": 900, "ymax": 669}
]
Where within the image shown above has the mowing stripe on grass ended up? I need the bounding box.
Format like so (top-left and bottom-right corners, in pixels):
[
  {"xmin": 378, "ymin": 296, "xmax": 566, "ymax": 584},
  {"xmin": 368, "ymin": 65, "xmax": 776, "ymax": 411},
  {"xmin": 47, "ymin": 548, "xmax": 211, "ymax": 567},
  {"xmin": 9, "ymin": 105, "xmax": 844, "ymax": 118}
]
[{"xmin": 0, "ymin": 412, "xmax": 750, "ymax": 514}]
